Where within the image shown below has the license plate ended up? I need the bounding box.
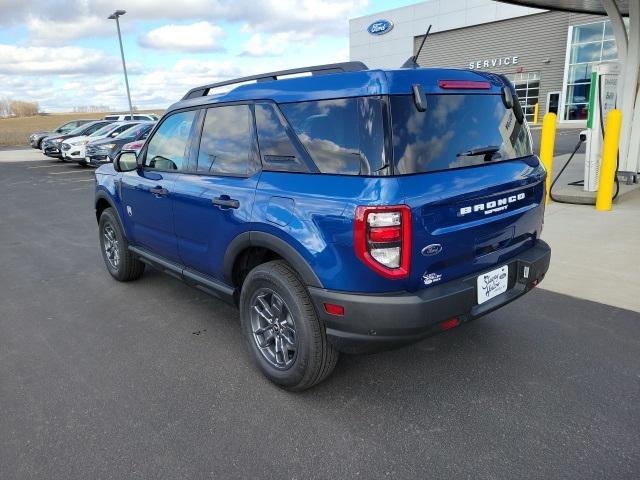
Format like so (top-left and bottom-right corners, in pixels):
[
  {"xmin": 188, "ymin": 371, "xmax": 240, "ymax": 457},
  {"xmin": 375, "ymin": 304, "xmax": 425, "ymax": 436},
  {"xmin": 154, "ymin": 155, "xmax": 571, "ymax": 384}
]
[{"xmin": 477, "ymin": 265, "xmax": 509, "ymax": 304}]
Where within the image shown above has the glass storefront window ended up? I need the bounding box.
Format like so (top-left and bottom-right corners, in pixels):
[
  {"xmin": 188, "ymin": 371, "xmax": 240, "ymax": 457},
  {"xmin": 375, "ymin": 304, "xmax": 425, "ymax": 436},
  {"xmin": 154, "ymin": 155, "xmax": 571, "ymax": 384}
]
[
  {"xmin": 508, "ymin": 72, "xmax": 540, "ymax": 123},
  {"xmin": 572, "ymin": 22, "xmax": 603, "ymax": 43},
  {"xmin": 568, "ymin": 64, "xmax": 592, "ymax": 84},
  {"xmin": 563, "ymin": 20, "xmax": 623, "ymax": 121}
]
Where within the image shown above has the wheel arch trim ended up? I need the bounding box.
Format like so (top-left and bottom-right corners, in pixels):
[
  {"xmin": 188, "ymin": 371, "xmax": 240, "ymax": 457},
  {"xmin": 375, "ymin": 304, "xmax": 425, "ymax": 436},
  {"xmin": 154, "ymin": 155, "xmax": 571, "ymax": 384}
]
[{"xmin": 224, "ymin": 231, "xmax": 323, "ymax": 288}]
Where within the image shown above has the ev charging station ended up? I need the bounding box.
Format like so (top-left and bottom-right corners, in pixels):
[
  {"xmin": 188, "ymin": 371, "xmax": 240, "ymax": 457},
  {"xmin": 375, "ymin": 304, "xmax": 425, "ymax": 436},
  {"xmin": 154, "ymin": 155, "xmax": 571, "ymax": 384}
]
[{"xmin": 583, "ymin": 62, "xmax": 620, "ymax": 192}]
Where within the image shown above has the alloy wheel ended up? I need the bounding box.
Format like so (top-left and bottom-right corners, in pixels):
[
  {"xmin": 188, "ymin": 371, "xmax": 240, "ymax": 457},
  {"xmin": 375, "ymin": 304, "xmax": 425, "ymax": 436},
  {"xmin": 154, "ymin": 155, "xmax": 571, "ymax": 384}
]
[{"xmin": 250, "ymin": 288, "xmax": 297, "ymax": 370}]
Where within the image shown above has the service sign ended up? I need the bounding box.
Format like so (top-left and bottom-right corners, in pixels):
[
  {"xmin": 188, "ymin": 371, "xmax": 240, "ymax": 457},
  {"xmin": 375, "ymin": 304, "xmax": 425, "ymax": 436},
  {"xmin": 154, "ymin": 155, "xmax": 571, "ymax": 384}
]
[
  {"xmin": 468, "ymin": 56, "xmax": 519, "ymax": 70},
  {"xmin": 368, "ymin": 19, "xmax": 394, "ymax": 35}
]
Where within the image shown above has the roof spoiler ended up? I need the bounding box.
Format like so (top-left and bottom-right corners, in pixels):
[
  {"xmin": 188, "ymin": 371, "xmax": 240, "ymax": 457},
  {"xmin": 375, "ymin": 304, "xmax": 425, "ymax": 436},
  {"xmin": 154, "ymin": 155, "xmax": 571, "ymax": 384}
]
[{"xmin": 181, "ymin": 61, "xmax": 369, "ymax": 100}]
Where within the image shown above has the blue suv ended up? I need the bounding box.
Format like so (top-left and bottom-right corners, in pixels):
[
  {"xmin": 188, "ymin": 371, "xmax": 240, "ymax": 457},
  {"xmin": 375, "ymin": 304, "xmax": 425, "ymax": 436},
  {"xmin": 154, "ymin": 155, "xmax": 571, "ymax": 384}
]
[{"xmin": 95, "ymin": 62, "xmax": 550, "ymax": 390}]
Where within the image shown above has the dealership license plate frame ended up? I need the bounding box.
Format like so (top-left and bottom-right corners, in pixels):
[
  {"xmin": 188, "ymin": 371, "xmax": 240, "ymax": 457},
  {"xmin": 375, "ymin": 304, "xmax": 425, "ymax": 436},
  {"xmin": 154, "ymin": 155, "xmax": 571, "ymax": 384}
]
[{"xmin": 476, "ymin": 265, "xmax": 509, "ymax": 305}]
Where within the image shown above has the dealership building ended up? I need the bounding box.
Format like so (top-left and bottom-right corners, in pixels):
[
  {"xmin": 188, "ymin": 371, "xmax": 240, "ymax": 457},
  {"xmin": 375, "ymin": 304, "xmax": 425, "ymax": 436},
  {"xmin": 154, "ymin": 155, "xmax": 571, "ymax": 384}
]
[{"xmin": 349, "ymin": 0, "xmax": 624, "ymax": 124}]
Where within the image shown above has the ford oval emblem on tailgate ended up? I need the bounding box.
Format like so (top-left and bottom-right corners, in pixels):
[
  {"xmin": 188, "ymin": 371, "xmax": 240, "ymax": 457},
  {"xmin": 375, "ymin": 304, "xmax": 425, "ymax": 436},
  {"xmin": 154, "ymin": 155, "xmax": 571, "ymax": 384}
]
[{"xmin": 421, "ymin": 244, "xmax": 442, "ymax": 256}]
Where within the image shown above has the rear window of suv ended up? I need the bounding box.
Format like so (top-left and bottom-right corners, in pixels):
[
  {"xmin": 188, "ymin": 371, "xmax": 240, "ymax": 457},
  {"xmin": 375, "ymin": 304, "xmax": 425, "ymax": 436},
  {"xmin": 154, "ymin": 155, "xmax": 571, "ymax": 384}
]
[
  {"xmin": 390, "ymin": 94, "xmax": 532, "ymax": 174},
  {"xmin": 280, "ymin": 97, "xmax": 389, "ymax": 176}
]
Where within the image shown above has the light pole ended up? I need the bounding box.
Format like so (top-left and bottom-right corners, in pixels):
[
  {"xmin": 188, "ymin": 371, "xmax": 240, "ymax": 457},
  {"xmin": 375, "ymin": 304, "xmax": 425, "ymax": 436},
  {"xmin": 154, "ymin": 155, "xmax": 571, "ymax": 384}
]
[{"xmin": 108, "ymin": 10, "xmax": 134, "ymax": 118}]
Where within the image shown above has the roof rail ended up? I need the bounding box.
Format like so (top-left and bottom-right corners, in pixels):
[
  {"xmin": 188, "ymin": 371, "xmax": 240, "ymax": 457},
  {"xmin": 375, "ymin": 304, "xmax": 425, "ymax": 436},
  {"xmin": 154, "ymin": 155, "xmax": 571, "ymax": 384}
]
[{"xmin": 181, "ymin": 61, "xmax": 369, "ymax": 100}]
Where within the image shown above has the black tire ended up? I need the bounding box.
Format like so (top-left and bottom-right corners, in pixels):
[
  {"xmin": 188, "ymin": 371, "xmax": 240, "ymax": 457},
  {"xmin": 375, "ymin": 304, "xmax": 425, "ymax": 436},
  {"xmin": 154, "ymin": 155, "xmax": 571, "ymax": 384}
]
[
  {"xmin": 98, "ymin": 207, "xmax": 145, "ymax": 282},
  {"xmin": 240, "ymin": 260, "xmax": 338, "ymax": 391}
]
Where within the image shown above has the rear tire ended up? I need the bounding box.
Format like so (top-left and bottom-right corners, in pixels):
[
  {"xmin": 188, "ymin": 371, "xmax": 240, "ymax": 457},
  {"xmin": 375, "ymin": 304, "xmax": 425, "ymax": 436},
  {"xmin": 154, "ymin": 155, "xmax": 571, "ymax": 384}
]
[
  {"xmin": 240, "ymin": 260, "xmax": 338, "ymax": 391},
  {"xmin": 99, "ymin": 207, "xmax": 145, "ymax": 282}
]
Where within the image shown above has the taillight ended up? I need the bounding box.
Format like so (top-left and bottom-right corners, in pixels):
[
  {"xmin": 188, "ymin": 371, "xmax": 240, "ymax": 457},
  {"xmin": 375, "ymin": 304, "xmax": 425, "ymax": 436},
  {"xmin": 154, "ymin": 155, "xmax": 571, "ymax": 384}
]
[{"xmin": 354, "ymin": 205, "xmax": 411, "ymax": 279}]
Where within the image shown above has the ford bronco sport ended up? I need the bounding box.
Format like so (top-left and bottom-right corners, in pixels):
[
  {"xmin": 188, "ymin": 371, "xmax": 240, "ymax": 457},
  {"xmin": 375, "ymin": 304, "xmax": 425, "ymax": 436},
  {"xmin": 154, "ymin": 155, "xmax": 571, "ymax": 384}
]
[{"xmin": 95, "ymin": 62, "xmax": 550, "ymax": 391}]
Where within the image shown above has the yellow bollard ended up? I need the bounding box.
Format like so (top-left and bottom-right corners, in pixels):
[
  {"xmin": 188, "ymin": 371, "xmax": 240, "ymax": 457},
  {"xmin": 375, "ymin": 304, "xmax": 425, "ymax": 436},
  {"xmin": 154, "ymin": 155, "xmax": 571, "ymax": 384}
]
[
  {"xmin": 539, "ymin": 112, "xmax": 557, "ymax": 204},
  {"xmin": 533, "ymin": 103, "xmax": 539, "ymax": 125},
  {"xmin": 595, "ymin": 109, "xmax": 622, "ymax": 211}
]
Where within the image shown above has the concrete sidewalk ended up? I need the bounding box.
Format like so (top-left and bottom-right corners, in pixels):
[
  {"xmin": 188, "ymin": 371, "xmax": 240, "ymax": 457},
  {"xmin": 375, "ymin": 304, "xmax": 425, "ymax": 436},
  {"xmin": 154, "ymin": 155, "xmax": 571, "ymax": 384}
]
[
  {"xmin": 541, "ymin": 188, "xmax": 640, "ymax": 312},
  {"xmin": 0, "ymin": 147, "xmax": 49, "ymax": 162}
]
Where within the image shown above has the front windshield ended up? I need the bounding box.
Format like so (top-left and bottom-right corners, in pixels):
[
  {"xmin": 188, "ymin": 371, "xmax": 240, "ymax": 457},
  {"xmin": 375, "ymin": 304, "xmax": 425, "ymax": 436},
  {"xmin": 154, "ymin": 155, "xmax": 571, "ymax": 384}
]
[
  {"xmin": 116, "ymin": 123, "xmax": 152, "ymax": 140},
  {"xmin": 66, "ymin": 124, "xmax": 90, "ymax": 136},
  {"xmin": 58, "ymin": 122, "xmax": 77, "ymax": 132},
  {"xmin": 89, "ymin": 124, "xmax": 117, "ymax": 137}
]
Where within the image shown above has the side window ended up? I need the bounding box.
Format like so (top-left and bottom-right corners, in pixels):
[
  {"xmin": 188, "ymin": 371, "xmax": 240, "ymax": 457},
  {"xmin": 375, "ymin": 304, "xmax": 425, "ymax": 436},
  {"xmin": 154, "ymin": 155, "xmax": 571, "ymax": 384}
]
[
  {"xmin": 280, "ymin": 98, "xmax": 362, "ymax": 175},
  {"xmin": 145, "ymin": 110, "xmax": 196, "ymax": 171},
  {"xmin": 196, "ymin": 105, "xmax": 254, "ymax": 175},
  {"xmin": 255, "ymin": 103, "xmax": 308, "ymax": 173},
  {"xmin": 85, "ymin": 123, "xmax": 105, "ymax": 135},
  {"xmin": 113, "ymin": 124, "xmax": 133, "ymax": 136}
]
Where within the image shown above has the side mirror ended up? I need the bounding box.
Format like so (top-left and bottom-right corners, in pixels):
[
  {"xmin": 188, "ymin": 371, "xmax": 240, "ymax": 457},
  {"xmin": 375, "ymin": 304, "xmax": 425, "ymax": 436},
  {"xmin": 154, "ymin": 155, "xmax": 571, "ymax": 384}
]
[{"xmin": 114, "ymin": 152, "xmax": 138, "ymax": 172}]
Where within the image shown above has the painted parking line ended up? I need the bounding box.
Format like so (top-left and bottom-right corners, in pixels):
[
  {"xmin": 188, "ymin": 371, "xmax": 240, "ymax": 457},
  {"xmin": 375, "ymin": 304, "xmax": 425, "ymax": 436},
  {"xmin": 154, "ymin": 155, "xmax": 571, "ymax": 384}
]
[
  {"xmin": 48, "ymin": 170, "xmax": 94, "ymax": 175},
  {"xmin": 27, "ymin": 164, "xmax": 69, "ymax": 169}
]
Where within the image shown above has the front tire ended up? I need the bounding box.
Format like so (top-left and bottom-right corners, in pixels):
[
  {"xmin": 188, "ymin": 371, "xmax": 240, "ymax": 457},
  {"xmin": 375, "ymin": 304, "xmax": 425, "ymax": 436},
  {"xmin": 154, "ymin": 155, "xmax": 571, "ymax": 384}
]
[
  {"xmin": 99, "ymin": 207, "xmax": 145, "ymax": 282},
  {"xmin": 240, "ymin": 260, "xmax": 338, "ymax": 391}
]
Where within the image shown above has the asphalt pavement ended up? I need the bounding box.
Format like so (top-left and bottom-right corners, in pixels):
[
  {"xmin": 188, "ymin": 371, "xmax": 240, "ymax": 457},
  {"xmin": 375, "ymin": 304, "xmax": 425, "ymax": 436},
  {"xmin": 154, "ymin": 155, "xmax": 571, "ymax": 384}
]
[{"xmin": 1, "ymin": 156, "xmax": 639, "ymax": 479}]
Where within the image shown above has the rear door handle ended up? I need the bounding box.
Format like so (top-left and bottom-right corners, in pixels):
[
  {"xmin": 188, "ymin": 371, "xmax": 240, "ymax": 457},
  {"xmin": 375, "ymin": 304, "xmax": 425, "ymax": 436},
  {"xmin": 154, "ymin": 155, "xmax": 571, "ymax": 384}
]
[
  {"xmin": 212, "ymin": 196, "xmax": 240, "ymax": 209},
  {"xmin": 150, "ymin": 186, "xmax": 168, "ymax": 197}
]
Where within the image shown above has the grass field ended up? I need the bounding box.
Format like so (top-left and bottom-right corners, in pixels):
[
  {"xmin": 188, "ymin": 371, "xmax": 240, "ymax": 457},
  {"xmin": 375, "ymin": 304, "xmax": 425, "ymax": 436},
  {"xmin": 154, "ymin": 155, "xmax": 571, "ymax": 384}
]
[{"xmin": 0, "ymin": 111, "xmax": 164, "ymax": 147}]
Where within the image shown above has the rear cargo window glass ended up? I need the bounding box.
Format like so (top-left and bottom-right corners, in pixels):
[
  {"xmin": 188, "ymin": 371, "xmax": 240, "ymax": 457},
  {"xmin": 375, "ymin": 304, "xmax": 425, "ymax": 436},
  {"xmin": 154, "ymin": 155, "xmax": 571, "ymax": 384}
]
[
  {"xmin": 390, "ymin": 94, "xmax": 532, "ymax": 174},
  {"xmin": 255, "ymin": 103, "xmax": 308, "ymax": 173},
  {"xmin": 197, "ymin": 105, "xmax": 253, "ymax": 175}
]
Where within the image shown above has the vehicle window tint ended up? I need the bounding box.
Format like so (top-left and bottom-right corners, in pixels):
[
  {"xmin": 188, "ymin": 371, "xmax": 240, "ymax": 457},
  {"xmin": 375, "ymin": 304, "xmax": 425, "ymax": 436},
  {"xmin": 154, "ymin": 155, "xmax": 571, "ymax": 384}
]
[
  {"xmin": 112, "ymin": 124, "xmax": 136, "ymax": 136},
  {"xmin": 254, "ymin": 104, "xmax": 307, "ymax": 173},
  {"xmin": 390, "ymin": 94, "xmax": 533, "ymax": 174},
  {"xmin": 280, "ymin": 99, "xmax": 362, "ymax": 175},
  {"xmin": 89, "ymin": 124, "xmax": 114, "ymax": 137},
  {"xmin": 145, "ymin": 110, "xmax": 196, "ymax": 171},
  {"xmin": 84, "ymin": 123, "xmax": 108, "ymax": 135},
  {"xmin": 196, "ymin": 105, "xmax": 253, "ymax": 175},
  {"xmin": 117, "ymin": 124, "xmax": 152, "ymax": 140}
]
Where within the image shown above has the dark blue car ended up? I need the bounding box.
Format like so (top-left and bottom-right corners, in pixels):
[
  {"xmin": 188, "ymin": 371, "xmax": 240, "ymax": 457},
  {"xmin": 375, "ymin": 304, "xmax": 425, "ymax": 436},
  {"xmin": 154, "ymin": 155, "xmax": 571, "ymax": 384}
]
[{"xmin": 94, "ymin": 62, "xmax": 550, "ymax": 390}]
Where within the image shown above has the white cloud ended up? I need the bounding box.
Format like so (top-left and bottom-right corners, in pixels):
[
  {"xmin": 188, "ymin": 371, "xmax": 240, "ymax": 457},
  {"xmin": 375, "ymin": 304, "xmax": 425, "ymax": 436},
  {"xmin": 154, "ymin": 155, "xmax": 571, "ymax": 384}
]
[
  {"xmin": 26, "ymin": 16, "xmax": 113, "ymax": 45},
  {"xmin": 139, "ymin": 22, "xmax": 225, "ymax": 52},
  {"xmin": 242, "ymin": 32, "xmax": 312, "ymax": 57},
  {"xmin": 0, "ymin": 0, "xmax": 368, "ymax": 38},
  {"xmin": 0, "ymin": 44, "xmax": 117, "ymax": 75}
]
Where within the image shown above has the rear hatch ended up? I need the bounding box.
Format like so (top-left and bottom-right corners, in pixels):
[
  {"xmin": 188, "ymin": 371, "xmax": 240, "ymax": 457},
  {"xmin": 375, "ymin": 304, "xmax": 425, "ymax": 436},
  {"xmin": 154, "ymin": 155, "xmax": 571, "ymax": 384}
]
[{"xmin": 389, "ymin": 91, "xmax": 546, "ymax": 293}]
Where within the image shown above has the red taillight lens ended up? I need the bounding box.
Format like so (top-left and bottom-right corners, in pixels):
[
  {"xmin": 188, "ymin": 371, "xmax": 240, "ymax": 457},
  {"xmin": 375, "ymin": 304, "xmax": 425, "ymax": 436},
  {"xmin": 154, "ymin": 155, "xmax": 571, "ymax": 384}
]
[
  {"xmin": 438, "ymin": 80, "xmax": 491, "ymax": 90},
  {"xmin": 440, "ymin": 318, "xmax": 460, "ymax": 331},
  {"xmin": 354, "ymin": 205, "xmax": 411, "ymax": 279},
  {"xmin": 369, "ymin": 225, "xmax": 401, "ymax": 243}
]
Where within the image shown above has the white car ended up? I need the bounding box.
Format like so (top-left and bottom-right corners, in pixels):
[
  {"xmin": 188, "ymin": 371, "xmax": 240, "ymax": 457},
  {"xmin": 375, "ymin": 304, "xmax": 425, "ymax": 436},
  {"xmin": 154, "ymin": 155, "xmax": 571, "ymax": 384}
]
[
  {"xmin": 103, "ymin": 113, "xmax": 159, "ymax": 121},
  {"xmin": 61, "ymin": 121, "xmax": 140, "ymax": 162}
]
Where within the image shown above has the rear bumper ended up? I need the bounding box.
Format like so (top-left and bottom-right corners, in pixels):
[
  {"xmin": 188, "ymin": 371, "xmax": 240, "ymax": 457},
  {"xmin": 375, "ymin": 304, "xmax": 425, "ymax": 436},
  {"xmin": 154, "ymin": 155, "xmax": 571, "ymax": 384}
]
[{"xmin": 309, "ymin": 239, "xmax": 551, "ymax": 353}]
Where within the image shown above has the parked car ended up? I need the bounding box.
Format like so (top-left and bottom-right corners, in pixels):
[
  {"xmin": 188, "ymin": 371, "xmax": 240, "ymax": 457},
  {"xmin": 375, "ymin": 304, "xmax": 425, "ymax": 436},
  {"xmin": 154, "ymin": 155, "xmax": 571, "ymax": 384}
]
[
  {"xmin": 42, "ymin": 120, "xmax": 112, "ymax": 159},
  {"xmin": 29, "ymin": 119, "xmax": 94, "ymax": 149},
  {"xmin": 95, "ymin": 62, "xmax": 550, "ymax": 391},
  {"xmin": 62, "ymin": 121, "xmax": 140, "ymax": 163},
  {"xmin": 84, "ymin": 122, "xmax": 155, "ymax": 167},
  {"xmin": 120, "ymin": 139, "xmax": 147, "ymax": 155},
  {"xmin": 103, "ymin": 113, "xmax": 159, "ymax": 121}
]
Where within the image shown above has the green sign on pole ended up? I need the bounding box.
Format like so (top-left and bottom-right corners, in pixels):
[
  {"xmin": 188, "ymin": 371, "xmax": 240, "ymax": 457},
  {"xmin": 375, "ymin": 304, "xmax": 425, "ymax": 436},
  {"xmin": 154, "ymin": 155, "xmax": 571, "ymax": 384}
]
[{"xmin": 586, "ymin": 71, "xmax": 597, "ymax": 129}]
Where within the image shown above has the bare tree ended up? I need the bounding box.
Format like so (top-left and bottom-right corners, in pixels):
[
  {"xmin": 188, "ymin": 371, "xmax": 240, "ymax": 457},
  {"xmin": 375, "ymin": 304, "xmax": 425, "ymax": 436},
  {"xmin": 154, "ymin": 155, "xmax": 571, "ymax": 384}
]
[
  {"xmin": 0, "ymin": 98, "xmax": 10, "ymax": 117},
  {"xmin": 8, "ymin": 100, "xmax": 39, "ymax": 117}
]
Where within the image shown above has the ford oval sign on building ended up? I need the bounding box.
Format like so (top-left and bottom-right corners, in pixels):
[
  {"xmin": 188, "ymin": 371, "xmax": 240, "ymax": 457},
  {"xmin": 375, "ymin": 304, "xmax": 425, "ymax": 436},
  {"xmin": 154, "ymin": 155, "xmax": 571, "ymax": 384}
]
[{"xmin": 368, "ymin": 19, "xmax": 393, "ymax": 35}]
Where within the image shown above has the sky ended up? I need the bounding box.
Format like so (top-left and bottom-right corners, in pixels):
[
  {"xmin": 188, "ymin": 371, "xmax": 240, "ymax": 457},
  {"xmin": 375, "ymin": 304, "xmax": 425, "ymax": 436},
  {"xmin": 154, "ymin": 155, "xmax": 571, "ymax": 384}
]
[{"xmin": 0, "ymin": 0, "xmax": 415, "ymax": 112}]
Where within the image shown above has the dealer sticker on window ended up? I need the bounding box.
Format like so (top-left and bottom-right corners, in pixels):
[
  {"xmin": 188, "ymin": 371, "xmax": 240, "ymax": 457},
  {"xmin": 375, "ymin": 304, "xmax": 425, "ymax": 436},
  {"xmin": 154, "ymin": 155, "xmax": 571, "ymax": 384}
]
[{"xmin": 477, "ymin": 265, "xmax": 509, "ymax": 305}]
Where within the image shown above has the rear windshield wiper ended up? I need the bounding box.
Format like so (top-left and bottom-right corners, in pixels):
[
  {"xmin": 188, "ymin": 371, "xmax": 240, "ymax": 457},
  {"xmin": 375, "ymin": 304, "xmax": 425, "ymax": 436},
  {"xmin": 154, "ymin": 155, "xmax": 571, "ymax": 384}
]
[{"xmin": 456, "ymin": 145, "xmax": 501, "ymax": 162}]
